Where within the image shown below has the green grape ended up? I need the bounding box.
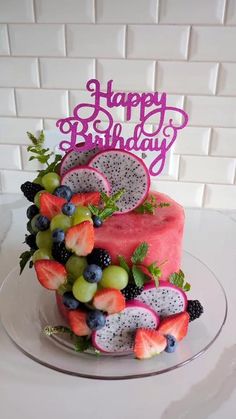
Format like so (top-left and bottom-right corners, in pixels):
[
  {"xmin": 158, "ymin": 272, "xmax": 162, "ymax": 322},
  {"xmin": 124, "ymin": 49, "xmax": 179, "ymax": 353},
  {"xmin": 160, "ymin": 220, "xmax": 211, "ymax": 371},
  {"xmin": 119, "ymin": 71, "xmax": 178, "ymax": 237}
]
[
  {"xmin": 31, "ymin": 215, "xmax": 40, "ymax": 233},
  {"xmin": 72, "ymin": 276, "xmax": 97, "ymax": 303},
  {"xmin": 36, "ymin": 230, "xmax": 53, "ymax": 250},
  {"xmin": 34, "ymin": 190, "xmax": 45, "ymax": 208},
  {"xmin": 32, "ymin": 248, "xmax": 51, "ymax": 263},
  {"xmin": 27, "ymin": 220, "xmax": 34, "ymax": 234},
  {"xmin": 66, "ymin": 255, "xmax": 87, "ymax": 279},
  {"xmin": 50, "ymin": 214, "xmax": 71, "ymax": 232},
  {"xmin": 100, "ymin": 265, "xmax": 129, "ymax": 290},
  {"xmin": 72, "ymin": 206, "xmax": 92, "ymax": 225},
  {"xmin": 33, "ymin": 177, "xmax": 43, "ymax": 186},
  {"xmin": 42, "ymin": 172, "xmax": 60, "ymax": 194}
]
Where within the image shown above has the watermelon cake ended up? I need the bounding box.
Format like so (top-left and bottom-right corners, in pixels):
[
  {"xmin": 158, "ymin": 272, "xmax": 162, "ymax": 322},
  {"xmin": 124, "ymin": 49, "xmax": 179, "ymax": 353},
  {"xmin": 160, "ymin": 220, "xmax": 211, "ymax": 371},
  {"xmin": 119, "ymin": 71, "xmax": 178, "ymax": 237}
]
[{"xmin": 20, "ymin": 131, "xmax": 203, "ymax": 359}]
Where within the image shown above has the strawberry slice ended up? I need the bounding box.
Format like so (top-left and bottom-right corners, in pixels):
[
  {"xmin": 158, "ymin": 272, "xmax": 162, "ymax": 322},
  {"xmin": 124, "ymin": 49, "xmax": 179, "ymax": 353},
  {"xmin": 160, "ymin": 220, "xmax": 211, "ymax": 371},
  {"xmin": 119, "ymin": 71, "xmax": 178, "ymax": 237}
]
[
  {"xmin": 40, "ymin": 192, "xmax": 66, "ymax": 220},
  {"xmin": 71, "ymin": 192, "xmax": 101, "ymax": 206},
  {"xmin": 134, "ymin": 329, "xmax": 167, "ymax": 360},
  {"xmin": 65, "ymin": 221, "xmax": 94, "ymax": 256},
  {"xmin": 93, "ymin": 288, "xmax": 125, "ymax": 314},
  {"xmin": 34, "ymin": 260, "xmax": 67, "ymax": 290},
  {"xmin": 158, "ymin": 312, "xmax": 190, "ymax": 342},
  {"xmin": 68, "ymin": 310, "xmax": 91, "ymax": 336}
]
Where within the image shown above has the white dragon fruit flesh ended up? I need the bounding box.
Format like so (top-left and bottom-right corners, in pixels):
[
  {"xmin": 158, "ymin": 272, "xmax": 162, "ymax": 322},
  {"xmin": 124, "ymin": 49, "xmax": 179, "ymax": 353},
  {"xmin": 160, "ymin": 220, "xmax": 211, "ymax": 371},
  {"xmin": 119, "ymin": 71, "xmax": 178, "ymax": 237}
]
[
  {"xmin": 60, "ymin": 144, "xmax": 100, "ymax": 177},
  {"xmin": 92, "ymin": 300, "xmax": 160, "ymax": 354},
  {"xmin": 61, "ymin": 166, "xmax": 110, "ymax": 194},
  {"xmin": 136, "ymin": 280, "xmax": 187, "ymax": 317},
  {"xmin": 89, "ymin": 149, "xmax": 150, "ymax": 213}
]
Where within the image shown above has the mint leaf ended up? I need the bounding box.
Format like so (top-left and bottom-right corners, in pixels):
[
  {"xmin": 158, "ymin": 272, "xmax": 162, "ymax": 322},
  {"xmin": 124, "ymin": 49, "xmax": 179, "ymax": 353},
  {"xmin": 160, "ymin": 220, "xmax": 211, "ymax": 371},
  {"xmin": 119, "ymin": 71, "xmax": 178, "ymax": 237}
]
[
  {"xmin": 74, "ymin": 337, "xmax": 91, "ymax": 352},
  {"xmin": 43, "ymin": 325, "xmax": 72, "ymax": 336},
  {"xmin": 158, "ymin": 202, "xmax": 170, "ymax": 208},
  {"xmin": 19, "ymin": 250, "xmax": 33, "ymax": 274},
  {"xmin": 132, "ymin": 265, "xmax": 146, "ymax": 287},
  {"xmin": 147, "ymin": 262, "xmax": 162, "ymax": 288},
  {"xmin": 169, "ymin": 270, "xmax": 191, "ymax": 291},
  {"xmin": 88, "ymin": 204, "xmax": 100, "ymax": 216},
  {"xmin": 118, "ymin": 255, "xmax": 130, "ymax": 274},
  {"xmin": 136, "ymin": 195, "xmax": 170, "ymax": 214},
  {"xmin": 88, "ymin": 189, "xmax": 125, "ymax": 221},
  {"xmin": 131, "ymin": 242, "xmax": 148, "ymax": 264}
]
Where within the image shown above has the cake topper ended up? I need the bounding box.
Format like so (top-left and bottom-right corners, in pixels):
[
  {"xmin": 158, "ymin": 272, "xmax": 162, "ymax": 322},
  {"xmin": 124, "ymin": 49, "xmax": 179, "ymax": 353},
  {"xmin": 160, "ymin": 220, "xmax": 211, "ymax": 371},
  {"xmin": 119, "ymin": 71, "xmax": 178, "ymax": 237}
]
[{"xmin": 56, "ymin": 79, "xmax": 188, "ymax": 177}]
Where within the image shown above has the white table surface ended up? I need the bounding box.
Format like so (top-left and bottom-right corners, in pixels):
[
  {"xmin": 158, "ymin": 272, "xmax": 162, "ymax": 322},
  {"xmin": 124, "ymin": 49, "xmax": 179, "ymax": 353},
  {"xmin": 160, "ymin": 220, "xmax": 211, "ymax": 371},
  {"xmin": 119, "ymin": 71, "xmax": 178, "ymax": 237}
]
[{"xmin": 0, "ymin": 194, "xmax": 235, "ymax": 419}]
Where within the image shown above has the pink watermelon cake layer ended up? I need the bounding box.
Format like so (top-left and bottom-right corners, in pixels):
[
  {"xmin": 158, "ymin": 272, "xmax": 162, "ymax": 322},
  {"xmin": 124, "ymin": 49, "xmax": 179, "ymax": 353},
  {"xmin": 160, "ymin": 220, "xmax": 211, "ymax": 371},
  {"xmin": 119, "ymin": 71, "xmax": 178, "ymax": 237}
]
[{"xmin": 94, "ymin": 192, "xmax": 184, "ymax": 280}]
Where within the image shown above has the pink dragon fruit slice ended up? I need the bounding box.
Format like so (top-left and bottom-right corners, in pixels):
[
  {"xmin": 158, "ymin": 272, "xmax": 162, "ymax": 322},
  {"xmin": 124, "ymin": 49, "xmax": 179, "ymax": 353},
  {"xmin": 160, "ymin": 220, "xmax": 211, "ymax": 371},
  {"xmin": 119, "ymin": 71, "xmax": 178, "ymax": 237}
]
[
  {"xmin": 61, "ymin": 166, "xmax": 110, "ymax": 194},
  {"xmin": 136, "ymin": 280, "xmax": 187, "ymax": 317},
  {"xmin": 89, "ymin": 149, "xmax": 150, "ymax": 213},
  {"xmin": 92, "ymin": 300, "xmax": 160, "ymax": 354},
  {"xmin": 60, "ymin": 144, "xmax": 100, "ymax": 177}
]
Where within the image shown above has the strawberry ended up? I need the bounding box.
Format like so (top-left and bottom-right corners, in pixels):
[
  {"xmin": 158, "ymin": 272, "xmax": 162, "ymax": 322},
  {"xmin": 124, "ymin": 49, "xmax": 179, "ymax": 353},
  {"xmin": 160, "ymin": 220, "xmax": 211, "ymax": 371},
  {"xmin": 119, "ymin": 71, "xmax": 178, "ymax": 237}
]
[
  {"xmin": 134, "ymin": 329, "xmax": 167, "ymax": 360},
  {"xmin": 40, "ymin": 192, "xmax": 66, "ymax": 220},
  {"xmin": 34, "ymin": 260, "xmax": 67, "ymax": 290},
  {"xmin": 93, "ymin": 288, "xmax": 125, "ymax": 314},
  {"xmin": 65, "ymin": 221, "xmax": 94, "ymax": 256},
  {"xmin": 158, "ymin": 312, "xmax": 190, "ymax": 342},
  {"xmin": 68, "ymin": 309, "xmax": 91, "ymax": 337},
  {"xmin": 71, "ymin": 192, "xmax": 101, "ymax": 206}
]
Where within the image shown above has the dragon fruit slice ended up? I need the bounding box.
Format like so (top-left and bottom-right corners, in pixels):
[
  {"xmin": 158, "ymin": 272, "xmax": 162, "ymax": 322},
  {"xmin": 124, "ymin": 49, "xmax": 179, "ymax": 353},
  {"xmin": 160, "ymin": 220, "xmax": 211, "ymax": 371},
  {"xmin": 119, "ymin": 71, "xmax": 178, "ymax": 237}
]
[
  {"xmin": 61, "ymin": 166, "xmax": 110, "ymax": 194},
  {"xmin": 92, "ymin": 300, "xmax": 160, "ymax": 354},
  {"xmin": 136, "ymin": 280, "xmax": 187, "ymax": 317},
  {"xmin": 60, "ymin": 144, "xmax": 100, "ymax": 177},
  {"xmin": 89, "ymin": 149, "xmax": 150, "ymax": 213}
]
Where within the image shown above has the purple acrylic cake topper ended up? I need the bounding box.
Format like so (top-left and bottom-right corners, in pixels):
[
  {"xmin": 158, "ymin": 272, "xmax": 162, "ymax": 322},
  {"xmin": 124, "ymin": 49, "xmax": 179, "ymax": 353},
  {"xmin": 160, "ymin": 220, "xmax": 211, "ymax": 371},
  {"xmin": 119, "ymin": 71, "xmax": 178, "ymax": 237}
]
[{"xmin": 56, "ymin": 79, "xmax": 188, "ymax": 176}]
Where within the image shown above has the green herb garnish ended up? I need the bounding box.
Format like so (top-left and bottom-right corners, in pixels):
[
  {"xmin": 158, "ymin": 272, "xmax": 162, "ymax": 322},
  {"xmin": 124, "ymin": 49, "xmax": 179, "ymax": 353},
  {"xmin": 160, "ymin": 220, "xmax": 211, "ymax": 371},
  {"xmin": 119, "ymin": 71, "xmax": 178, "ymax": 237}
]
[
  {"xmin": 135, "ymin": 195, "xmax": 170, "ymax": 214},
  {"xmin": 19, "ymin": 250, "xmax": 34, "ymax": 274},
  {"xmin": 147, "ymin": 262, "xmax": 162, "ymax": 288},
  {"xmin": 131, "ymin": 265, "xmax": 146, "ymax": 287},
  {"xmin": 131, "ymin": 242, "xmax": 148, "ymax": 264},
  {"xmin": 169, "ymin": 270, "xmax": 191, "ymax": 292},
  {"xmin": 118, "ymin": 255, "xmax": 130, "ymax": 274},
  {"xmin": 88, "ymin": 189, "xmax": 125, "ymax": 221}
]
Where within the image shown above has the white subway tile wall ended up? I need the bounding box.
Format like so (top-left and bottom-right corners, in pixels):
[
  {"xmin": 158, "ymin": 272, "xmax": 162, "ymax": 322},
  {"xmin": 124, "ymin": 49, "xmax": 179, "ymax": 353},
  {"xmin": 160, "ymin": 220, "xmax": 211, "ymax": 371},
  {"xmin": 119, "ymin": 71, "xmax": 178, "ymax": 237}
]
[{"xmin": 0, "ymin": 0, "xmax": 235, "ymax": 209}]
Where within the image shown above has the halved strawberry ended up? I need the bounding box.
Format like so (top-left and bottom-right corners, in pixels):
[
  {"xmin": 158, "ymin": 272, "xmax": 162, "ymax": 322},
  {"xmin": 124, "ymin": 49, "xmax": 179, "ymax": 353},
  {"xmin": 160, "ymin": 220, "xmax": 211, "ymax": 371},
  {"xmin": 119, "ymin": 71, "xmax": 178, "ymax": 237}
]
[
  {"xmin": 68, "ymin": 309, "xmax": 91, "ymax": 336},
  {"xmin": 34, "ymin": 260, "xmax": 67, "ymax": 290},
  {"xmin": 158, "ymin": 312, "xmax": 190, "ymax": 342},
  {"xmin": 134, "ymin": 329, "xmax": 167, "ymax": 360},
  {"xmin": 93, "ymin": 288, "xmax": 125, "ymax": 314},
  {"xmin": 71, "ymin": 192, "xmax": 101, "ymax": 206},
  {"xmin": 65, "ymin": 221, "xmax": 94, "ymax": 256},
  {"xmin": 40, "ymin": 192, "xmax": 66, "ymax": 220}
]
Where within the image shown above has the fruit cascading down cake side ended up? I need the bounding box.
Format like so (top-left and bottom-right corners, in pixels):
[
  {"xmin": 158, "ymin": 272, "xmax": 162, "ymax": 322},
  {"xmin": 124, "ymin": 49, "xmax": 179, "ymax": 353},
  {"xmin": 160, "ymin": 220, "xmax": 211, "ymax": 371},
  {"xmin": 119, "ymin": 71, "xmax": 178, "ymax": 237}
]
[{"xmin": 20, "ymin": 131, "xmax": 204, "ymax": 359}]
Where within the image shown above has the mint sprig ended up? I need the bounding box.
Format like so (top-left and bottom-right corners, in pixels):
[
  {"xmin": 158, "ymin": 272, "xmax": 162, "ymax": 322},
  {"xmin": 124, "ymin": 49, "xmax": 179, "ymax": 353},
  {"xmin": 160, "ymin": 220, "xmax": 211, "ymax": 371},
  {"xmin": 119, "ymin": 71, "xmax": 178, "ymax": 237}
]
[
  {"xmin": 27, "ymin": 131, "xmax": 62, "ymax": 177},
  {"xmin": 131, "ymin": 242, "xmax": 148, "ymax": 264},
  {"xmin": 132, "ymin": 265, "xmax": 146, "ymax": 287},
  {"xmin": 88, "ymin": 189, "xmax": 125, "ymax": 221},
  {"xmin": 135, "ymin": 195, "xmax": 170, "ymax": 214},
  {"xmin": 147, "ymin": 262, "xmax": 162, "ymax": 287},
  {"xmin": 169, "ymin": 270, "xmax": 191, "ymax": 291},
  {"xmin": 118, "ymin": 255, "xmax": 130, "ymax": 274},
  {"xmin": 43, "ymin": 325, "xmax": 92, "ymax": 353},
  {"xmin": 19, "ymin": 250, "xmax": 34, "ymax": 274}
]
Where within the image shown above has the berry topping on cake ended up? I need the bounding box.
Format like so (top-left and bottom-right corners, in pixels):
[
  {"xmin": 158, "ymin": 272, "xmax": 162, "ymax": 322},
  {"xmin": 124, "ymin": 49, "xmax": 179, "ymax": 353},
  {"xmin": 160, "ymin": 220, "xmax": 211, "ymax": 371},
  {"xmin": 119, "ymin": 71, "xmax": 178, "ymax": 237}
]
[
  {"xmin": 187, "ymin": 300, "xmax": 204, "ymax": 322},
  {"xmin": 121, "ymin": 283, "xmax": 144, "ymax": 301},
  {"xmin": 71, "ymin": 191, "xmax": 101, "ymax": 206},
  {"xmin": 93, "ymin": 288, "xmax": 126, "ymax": 314},
  {"xmin": 40, "ymin": 192, "xmax": 66, "ymax": 220},
  {"xmin": 164, "ymin": 334, "xmax": 178, "ymax": 353},
  {"xmin": 83, "ymin": 264, "xmax": 103, "ymax": 283},
  {"xmin": 52, "ymin": 242, "xmax": 72, "ymax": 264},
  {"xmin": 62, "ymin": 202, "xmax": 76, "ymax": 216},
  {"xmin": 34, "ymin": 260, "xmax": 67, "ymax": 290},
  {"xmin": 86, "ymin": 310, "xmax": 106, "ymax": 331},
  {"xmin": 158, "ymin": 312, "xmax": 190, "ymax": 342},
  {"xmin": 65, "ymin": 221, "xmax": 94, "ymax": 256},
  {"xmin": 26, "ymin": 204, "xmax": 39, "ymax": 220},
  {"xmin": 62, "ymin": 291, "xmax": 80, "ymax": 310},
  {"xmin": 61, "ymin": 166, "xmax": 110, "ymax": 194},
  {"xmin": 54, "ymin": 185, "xmax": 73, "ymax": 201},
  {"xmin": 134, "ymin": 329, "xmax": 167, "ymax": 360},
  {"xmin": 87, "ymin": 248, "xmax": 111, "ymax": 269},
  {"xmin": 68, "ymin": 309, "xmax": 91, "ymax": 337},
  {"xmin": 21, "ymin": 181, "xmax": 43, "ymax": 202}
]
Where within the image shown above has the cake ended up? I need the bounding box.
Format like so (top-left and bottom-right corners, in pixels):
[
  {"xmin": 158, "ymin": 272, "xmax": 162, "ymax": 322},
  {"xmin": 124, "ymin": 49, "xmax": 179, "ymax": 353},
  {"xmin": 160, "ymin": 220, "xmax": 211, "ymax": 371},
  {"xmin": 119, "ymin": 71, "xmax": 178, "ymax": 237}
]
[{"xmin": 20, "ymin": 131, "xmax": 203, "ymax": 360}]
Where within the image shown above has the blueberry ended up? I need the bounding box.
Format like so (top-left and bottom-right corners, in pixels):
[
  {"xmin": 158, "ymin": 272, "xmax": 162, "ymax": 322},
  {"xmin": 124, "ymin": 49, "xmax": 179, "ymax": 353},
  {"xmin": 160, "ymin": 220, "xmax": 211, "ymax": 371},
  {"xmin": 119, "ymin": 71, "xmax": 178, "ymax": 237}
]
[
  {"xmin": 27, "ymin": 220, "xmax": 34, "ymax": 234},
  {"xmin": 52, "ymin": 228, "xmax": 65, "ymax": 243},
  {"xmin": 62, "ymin": 292, "xmax": 80, "ymax": 310},
  {"xmin": 86, "ymin": 310, "xmax": 106, "ymax": 331},
  {"xmin": 35, "ymin": 215, "xmax": 50, "ymax": 231},
  {"xmin": 26, "ymin": 204, "xmax": 39, "ymax": 220},
  {"xmin": 54, "ymin": 185, "xmax": 72, "ymax": 201},
  {"xmin": 92, "ymin": 215, "xmax": 103, "ymax": 228},
  {"xmin": 164, "ymin": 334, "xmax": 178, "ymax": 353},
  {"xmin": 62, "ymin": 202, "xmax": 76, "ymax": 216},
  {"xmin": 83, "ymin": 264, "xmax": 103, "ymax": 283}
]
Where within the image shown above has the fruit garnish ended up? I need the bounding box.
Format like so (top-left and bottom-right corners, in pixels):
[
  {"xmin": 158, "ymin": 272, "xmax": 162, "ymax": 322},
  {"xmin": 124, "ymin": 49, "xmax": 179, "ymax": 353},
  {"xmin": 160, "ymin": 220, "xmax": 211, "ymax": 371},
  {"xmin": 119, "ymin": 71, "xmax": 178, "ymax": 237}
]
[
  {"xmin": 65, "ymin": 221, "xmax": 94, "ymax": 256},
  {"xmin": 40, "ymin": 192, "xmax": 66, "ymax": 220},
  {"xmin": 135, "ymin": 195, "xmax": 170, "ymax": 215},
  {"xmin": 43, "ymin": 324, "xmax": 92, "ymax": 352},
  {"xmin": 187, "ymin": 300, "xmax": 204, "ymax": 322},
  {"xmin": 100, "ymin": 265, "xmax": 129, "ymax": 290},
  {"xmin": 36, "ymin": 230, "xmax": 52, "ymax": 250},
  {"xmin": 88, "ymin": 189, "xmax": 125, "ymax": 221},
  {"xmin": 65, "ymin": 255, "xmax": 87, "ymax": 279},
  {"xmin": 72, "ymin": 275, "xmax": 97, "ymax": 303},
  {"xmin": 87, "ymin": 248, "xmax": 111, "ymax": 269},
  {"xmin": 52, "ymin": 242, "xmax": 72, "ymax": 264},
  {"xmin": 121, "ymin": 283, "xmax": 144, "ymax": 301},
  {"xmin": 19, "ymin": 250, "xmax": 34, "ymax": 274},
  {"xmin": 68, "ymin": 310, "xmax": 92, "ymax": 337},
  {"xmin": 71, "ymin": 192, "xmax": 101, "ymax": 206},
  {"xmin": 169, "ymin": 270, "xmax": 191, "ymax": 292},
  {"xmin": 93, "ymin": 288, "xmax": 126, "ymax": 314},
  {"xmin": 50, "ymin": 214, "xmax": 72, "ymax": 232},
  {"xmin": 92, "ymin": 215, "xmax": 103, "ymax": 228},
  {"xmin": 34, "ymin": 260, "xmax": 67, "ymax": 290},
  {"xmin": 35, "ymin": 215, "xmax": 50, "ymax": 231},
  {"xmin": 72, "ymin": 206, "xmax": 92, "ymax": 225},
  {"xmin": 26, "ymin": 204, "xmax": 39, "ymax": 220},
  {"xmin": 86, "ymin": 310, "xmax": 106, "ymax": 331},
  {"xmin": 62, "ymin": 203, "xmax": 76, "ymax": 216},
  {"xmin": 24, "ymin": 234, "xmax": 37, "ymax": 251},
  {"xmin": 42, "ymin": 172, "xmax": 60, "ymax": 194},
  {"xmin": 61, "ymin": 166, "xmax": 110, "ymax": 194},
  {"xmin": 158, "ymin": 312, "xmax": 190, "ymax": 342},
  {"xmin": 32, "ymin": 248, "xmax": 51, "ymax": 263},
  {"xmin": 134, "ymin": 329, "xmax": 167, "ymax": 360},
  {"xmin": 21, "ymin": 181, "xmax": 43, "ymax": 202},
  {"xmin": 54, "ymin": 185, "xmax": 73, "ymax": 201},
  {"xmin": 164, "ymin": 334, "xmax": 178, "ymax": 353},
  {"xmin": 83, "ymin": 264, "xmax": 103, "ymax": 283},
  {"xmin": 62, "ymin": 291, "xmax": 80, "ymax": 310}
]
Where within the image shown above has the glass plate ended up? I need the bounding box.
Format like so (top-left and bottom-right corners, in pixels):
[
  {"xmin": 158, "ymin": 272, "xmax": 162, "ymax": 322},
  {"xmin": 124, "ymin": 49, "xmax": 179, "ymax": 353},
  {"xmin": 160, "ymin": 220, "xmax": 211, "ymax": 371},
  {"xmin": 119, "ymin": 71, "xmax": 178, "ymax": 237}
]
[{"xmin": 0, "ymin": 251, "xmax": 227, "ymax": 380}]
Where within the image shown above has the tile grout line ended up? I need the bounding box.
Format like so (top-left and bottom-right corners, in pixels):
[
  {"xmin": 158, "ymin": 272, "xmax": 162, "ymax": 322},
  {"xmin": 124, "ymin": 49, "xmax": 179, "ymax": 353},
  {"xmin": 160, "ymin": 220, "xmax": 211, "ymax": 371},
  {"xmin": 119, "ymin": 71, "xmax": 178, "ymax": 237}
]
[
  {"xmin": 124, "ymin": 25, "xmax": 128, "ymax": 59},
  {"xmin": 214, "ymin": 62, "xmax": 221, "ymax": 95},
  {"xmin": 207, "ymin": 127, "xmax": 213, "ymax": 156},
  {"xmin": 93, "ymin": 0, "xmax": 97, "ymax": 23},
  {"xmin": 6, "ymin": 24, "xmax": 12, "ymax": 55},
  {"xmin": 63, "ymin": 24, "xmax": 68, "ymax": 56},
  {"xmin": 186, "ymin": 25, "xmax": 192, "ymax": 60},
  {"xmin": 201, "ymin": 183, "xmax": 207, "ymax": 207},
  {"xmin": 32, "ymin": 0, "xmax": 37, "ymax": 22},
  {"xmin": 222, "ymin": 0, "xmax": 228, "ymax": 24},
  {"xmin": 37, "ymin": 58, "xmax": 42, "ymax": 88},
  {"xmin": 156, "ymin": 0, "xmax": 160, "ymax": 23}
]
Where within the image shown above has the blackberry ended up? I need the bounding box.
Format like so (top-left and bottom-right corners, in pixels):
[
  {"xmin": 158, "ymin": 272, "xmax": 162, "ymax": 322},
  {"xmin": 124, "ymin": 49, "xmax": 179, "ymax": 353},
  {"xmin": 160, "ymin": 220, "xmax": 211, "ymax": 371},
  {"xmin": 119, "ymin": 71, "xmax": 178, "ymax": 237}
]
[
  {"xmin": 52, "ymin": 242, "xmax": 72, "ymax": 264},
  {"xmin": 87, "ymin": 248, "xmax": 111, "ymax": 269},
  {"xmin": 187, "ymin": 300, "xmax": 203, "ymax": 322},
  {"xmin": 25, "ymin": 234, "xmax": 38, "ymax": 251},
  {"xmin": 121, "ymin": 283, "xmax": 144, "ymax": 301},
  {"xmin": 21, "ymin": 181, "xmax": 43, "ymax": 202}
]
